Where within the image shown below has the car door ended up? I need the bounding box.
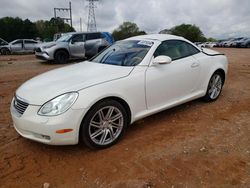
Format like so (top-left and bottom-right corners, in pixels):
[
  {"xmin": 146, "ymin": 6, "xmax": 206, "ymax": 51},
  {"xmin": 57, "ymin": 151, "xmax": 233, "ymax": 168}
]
[
  {"xmin": 24, "ymin": 40, "xmax": 38, "ymax": 52},
  {"xmin": 10, "ymin": 40, "xmax": 23, "ymax": 53},
  {"xmin": 145, "ymin": 40, "xmax": 201, "ymax": 110},
  {"xmin": 85, "ymin": 33, "xmax": 102, "ymax": 57},
  {"xmin": 69, "ymin": 34, "xmax": 85, "ymax": 58}
]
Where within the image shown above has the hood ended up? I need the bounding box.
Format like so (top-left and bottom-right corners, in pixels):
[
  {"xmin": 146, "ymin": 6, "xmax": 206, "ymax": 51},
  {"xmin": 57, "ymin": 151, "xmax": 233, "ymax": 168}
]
[
  {"xmin": 39, "ymin": 41, "xmax": 56, "ymax": 48},
  {"xmin": 16, "ymin": 61, "xmax": 134, "ymax": 105}
]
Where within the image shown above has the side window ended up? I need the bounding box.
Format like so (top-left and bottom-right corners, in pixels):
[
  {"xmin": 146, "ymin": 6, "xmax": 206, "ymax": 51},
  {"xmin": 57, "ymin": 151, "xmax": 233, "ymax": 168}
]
[
  {"xmin": 24, "ymin": 40, "xmax": 37, "ymax": 44},
  {"xmin": 154, "ymin": 40, "xmax": 200, "ymax": 60},
  {"xmin": 179, "ymin": 42, "xmax": 200, "ymax": 57},
  {"xmin": 86, "ymin": 33, "xmax": 101, "ymax": 40},
  {"xmin": 71, "ymin": 34, "xmax": 85, "ymax": 43},
  {"xmin": 12, "ymin": 40, "xmax": 23, "ymax": 45}
]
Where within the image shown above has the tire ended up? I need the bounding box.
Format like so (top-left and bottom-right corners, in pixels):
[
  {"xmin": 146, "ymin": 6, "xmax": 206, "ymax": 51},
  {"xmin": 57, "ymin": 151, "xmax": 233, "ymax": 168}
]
[
  {"xmin": 81, "ymin": 99, "xmax": 128, "ymax": 149},
  {"xmin": 54, "ymin": 50, "xmax": 69, "ymax": 64},
  {"xmin": 1, "ymin": 48, "xmax": 10, "ymax": 55},
  {"xmin": 247, "ymin": 43, "xmax": 250, "ymax": 48},
  {"xmin": 203, "ymin": 71, "xmax": 224, "ymax": 102}
]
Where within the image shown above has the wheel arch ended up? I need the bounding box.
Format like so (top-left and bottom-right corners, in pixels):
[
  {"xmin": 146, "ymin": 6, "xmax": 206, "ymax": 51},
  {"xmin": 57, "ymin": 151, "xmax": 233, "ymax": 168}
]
[
  {"xmin": 1, "ymin": 47, "xmax": 11, "ymax": 54},
  {"xmin": 54, "ymin": 48, "xmax": 70, "ymax": 59},
  {"xmin": 78, "ymin": 96, "xmax": 132, "ymax": 143},
  {"xmin": 215, "ymin": 68, "xmax": 226, "ymax": 85}
]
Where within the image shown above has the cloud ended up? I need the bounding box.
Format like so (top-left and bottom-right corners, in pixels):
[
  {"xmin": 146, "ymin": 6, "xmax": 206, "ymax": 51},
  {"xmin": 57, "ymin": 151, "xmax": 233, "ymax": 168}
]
[{"xmin": 0, "ymin": 0, "xmax": 249, "ymax": 39}]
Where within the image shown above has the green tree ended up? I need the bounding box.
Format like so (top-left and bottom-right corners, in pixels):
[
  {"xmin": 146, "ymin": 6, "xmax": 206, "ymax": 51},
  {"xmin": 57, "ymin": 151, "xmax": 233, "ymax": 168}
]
[
  {"xmin": 112, "ymin": 22, "xmax": 146, "ymax": 41},
  {"xmin": 207, "ymin": 37, "xmax": 217, "ymax": 42},
  {"xmin": 167, "ymin": 24, "xmax": 206, "ymax": 42},
  {"xmin": 35, "ymin": 18, "xmax": 75, "ymax": 41},
  {"xmin": 0, "ymin": 17, "xmax": 37, "ymax": 41},
  {"xmin": 0, "ymin": 16, "xmax": 75, "ymax": 42}
]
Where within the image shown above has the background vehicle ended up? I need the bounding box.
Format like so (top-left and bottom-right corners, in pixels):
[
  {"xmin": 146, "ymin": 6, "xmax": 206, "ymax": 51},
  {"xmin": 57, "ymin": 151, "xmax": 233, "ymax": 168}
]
[
  {"xmin": 197, "ymin": 42, "xmax": 216, "ymax": 48},
  {"xmin": 35, "ymin": 32, "xmax": 114, "ymax": 63},
  {"xmin": 11, "ymin": 34, "xmax": 228, "ymax": 149},
  {"xmin": 231, "ymin": 38, "xmax": 248, "ymax": 47},
  {"xmin": 215, "ymin": 40, "xmax": 226, "ymax": 47},
  {"xmin": 0, "ymin": 39, "xmax": 39, "ymax": 55},
  {"xmin": 239, "ymin": 38, "xmax": 250, "ymax": 48},
  {"xmin": 224, "ymin": 38, "xmax": 243, "ymax": 47}
]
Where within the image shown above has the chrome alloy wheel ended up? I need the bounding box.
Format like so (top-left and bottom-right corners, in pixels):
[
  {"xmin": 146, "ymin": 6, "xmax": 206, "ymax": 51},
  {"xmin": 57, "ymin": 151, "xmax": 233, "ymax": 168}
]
[
  {"xmin": 208, "ymin": 74, "xmax": 222, "ymax": 99},
  {"xmin": 88, "ymin": 106, "xmax": 124, "ymax": 145}
]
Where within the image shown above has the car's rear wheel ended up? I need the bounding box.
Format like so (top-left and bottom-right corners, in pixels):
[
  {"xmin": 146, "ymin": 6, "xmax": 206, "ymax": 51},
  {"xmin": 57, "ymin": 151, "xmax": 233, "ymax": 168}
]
[
  {"xmin": 1, "ymin": 48, "xmax": 10, "ymax": 55},
  {"xmin": 81, "ymin": 100, "xmax": 128, "ymax": 149},
  {"xmin": 203, "ymin": 72, "xmax": 223, "ymax": 102},
  {"xmin": 54, "ymin": 50, "xmax": 69, "ymax": 64}
]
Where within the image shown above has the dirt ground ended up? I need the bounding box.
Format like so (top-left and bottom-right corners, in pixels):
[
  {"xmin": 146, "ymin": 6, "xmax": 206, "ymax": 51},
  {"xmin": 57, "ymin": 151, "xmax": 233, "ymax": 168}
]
[{"xmin": 0, "ymin": 48, "xmax": 249, "ymax": 188}]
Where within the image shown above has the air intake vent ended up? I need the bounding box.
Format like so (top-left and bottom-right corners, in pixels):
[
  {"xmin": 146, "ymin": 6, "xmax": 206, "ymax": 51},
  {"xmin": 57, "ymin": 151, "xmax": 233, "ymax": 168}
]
[{"xmin": 13, "ymin": 96, "xmax": 29, "ymax": 115}]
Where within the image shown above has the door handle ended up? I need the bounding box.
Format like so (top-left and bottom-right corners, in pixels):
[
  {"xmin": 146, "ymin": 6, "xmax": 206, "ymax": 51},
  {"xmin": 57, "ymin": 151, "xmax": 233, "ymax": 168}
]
[{"xmin": 191, "ymin": 62, "xmax": 199, "ymax": 68}]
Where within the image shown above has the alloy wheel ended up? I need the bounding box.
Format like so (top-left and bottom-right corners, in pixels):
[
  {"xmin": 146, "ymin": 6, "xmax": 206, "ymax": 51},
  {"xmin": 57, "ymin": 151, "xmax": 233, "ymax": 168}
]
[
  {"xmin": 208, "ymin": 74, "xmax": 222, "ymax": 99},
  {"xmin": 88, "ymin": 106, "xmax": 124, "ymax": 146}
]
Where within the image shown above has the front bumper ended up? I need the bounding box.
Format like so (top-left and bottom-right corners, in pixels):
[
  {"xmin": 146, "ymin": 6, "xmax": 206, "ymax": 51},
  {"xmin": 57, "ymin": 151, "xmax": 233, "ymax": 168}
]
[
  {"xmin": 10, "ymin": 99, "xmax": 86, "ymax": 145},
  {"xmin": 35, "ymin": 51, "xmax": 53, "ymax": 60}
]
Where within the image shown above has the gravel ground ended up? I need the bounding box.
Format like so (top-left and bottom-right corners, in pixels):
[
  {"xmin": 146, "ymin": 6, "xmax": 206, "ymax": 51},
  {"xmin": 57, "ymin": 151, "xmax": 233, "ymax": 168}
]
[{"xmin": 0, "ymin": 48, "xmax": 249, "ymax": 187}]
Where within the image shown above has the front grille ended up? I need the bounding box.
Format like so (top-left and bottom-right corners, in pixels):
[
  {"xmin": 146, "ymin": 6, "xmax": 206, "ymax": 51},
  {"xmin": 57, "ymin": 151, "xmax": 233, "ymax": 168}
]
[
  {"xmin": 13, "ymin": 96, "xmax": 29, "ymax": 115},
  {"xmin": 35, "ymin": 47, "xmax": 42, "ymax": 52}
]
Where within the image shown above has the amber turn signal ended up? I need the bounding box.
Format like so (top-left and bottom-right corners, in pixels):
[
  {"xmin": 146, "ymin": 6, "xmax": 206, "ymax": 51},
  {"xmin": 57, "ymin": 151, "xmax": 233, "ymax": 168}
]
[{"xmin": 56, "ymin": 129, "xmax": 73, "ymax": 134}]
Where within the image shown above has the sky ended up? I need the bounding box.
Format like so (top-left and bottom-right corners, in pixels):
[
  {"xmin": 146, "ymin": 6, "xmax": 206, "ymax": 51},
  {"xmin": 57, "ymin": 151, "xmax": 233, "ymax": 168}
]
[{"xmin": 0, "ymin": 0, "xmax": 250, "ymax": 39}]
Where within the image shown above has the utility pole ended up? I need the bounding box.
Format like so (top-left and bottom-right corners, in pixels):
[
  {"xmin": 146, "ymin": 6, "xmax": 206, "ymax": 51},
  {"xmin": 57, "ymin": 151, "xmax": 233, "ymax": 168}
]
[
  {"xmin": 54, "ymin": 1, "xmax": 73, "ymax": 27},
  {"xmin": 86, "ymin": 0, "xmax": 99, "ymax": 32},
  {"xmin": 80, "ymin": 17, "xmax": 82, "ymax": 32}
]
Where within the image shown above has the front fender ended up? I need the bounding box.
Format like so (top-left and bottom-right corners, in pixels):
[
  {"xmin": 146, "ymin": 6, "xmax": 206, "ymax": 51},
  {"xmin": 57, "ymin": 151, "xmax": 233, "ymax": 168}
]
[
  {"xmin": 202, "ymin": 55, "xmax": 228, "ymax": 91},
  {"xmin": 71, "ymin": 66, "xmax": 147, "ymax": 123}
]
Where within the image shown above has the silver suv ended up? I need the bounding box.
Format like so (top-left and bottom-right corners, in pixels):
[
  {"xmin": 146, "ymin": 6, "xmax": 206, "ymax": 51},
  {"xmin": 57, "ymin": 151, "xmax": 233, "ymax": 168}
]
[{"xmin": 35, "ymin": 32, "xmax": 114, "ymax": 63}]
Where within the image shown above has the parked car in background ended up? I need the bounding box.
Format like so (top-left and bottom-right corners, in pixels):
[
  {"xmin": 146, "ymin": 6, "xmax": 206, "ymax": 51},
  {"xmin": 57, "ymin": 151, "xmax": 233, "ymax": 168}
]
[
  {"xmin": 215, "ymin": 40, "xmax": 226, "ymax": 47},
  {"xmin": 224, "ymin": 38, "xmax": 243, "ymax": 47},
  {"xmin": 197, "ymin": 42, "xmax": 216, "ymax": 48},
  {"xmin": 35, "ymin": 32, "xmax": 114, "ymax": 63},
  {"xmin": 53, "ymin": 33, "xmax": 64, "ymax": 41},
  {"xmin": 0, "ymin": 39, "xmax": 39, "ymax": 55},
  {"xmin": 11, "ymin": 34, "xmax": 228, "ymax": 149},
  {"xmin": 231, "ymin": 38, "xmax": 247, "ymax": 47},
  {"xmin": 239, "ymin": 38, "xmax": 250, "ymax": 48}
]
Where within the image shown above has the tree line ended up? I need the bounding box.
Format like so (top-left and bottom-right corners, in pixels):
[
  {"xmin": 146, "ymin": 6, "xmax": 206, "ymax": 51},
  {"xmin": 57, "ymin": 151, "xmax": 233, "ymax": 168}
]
[
  {"xmin": 112, "ymin": 22, "xmax": 215, "ymax": 42},
  {"xmin": 0, "ymin": 17, "xmax": 74, "ymax": 42},
  {"xmin": 0, "ymin": 16, "xmax": 214, "ymax": 43}
]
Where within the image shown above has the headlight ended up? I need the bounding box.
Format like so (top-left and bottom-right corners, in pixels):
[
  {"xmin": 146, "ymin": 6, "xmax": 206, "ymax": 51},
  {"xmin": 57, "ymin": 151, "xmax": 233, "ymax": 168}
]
[
  {"xmin": 38, "ymin": 92, "xmax": 78, "ymax": 116},
  {"xmin": 43, "ymin": 44, "xmax": 56, "ymax": 49}
]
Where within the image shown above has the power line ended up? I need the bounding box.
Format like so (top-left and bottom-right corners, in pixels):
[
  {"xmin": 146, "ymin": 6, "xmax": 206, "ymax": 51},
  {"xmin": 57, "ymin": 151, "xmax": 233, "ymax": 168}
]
[
  {"xmin": 86, "ymin": 0, "xmax": 99, "ymax": 32},
  {"xmin": 54, "ymin": 2, "xmax": 73, "ymax": 27}
]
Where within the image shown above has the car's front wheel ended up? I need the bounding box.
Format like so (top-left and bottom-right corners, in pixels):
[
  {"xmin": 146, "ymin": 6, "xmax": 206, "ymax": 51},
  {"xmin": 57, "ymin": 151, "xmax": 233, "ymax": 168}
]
[
  {"xmin": 1, "ymin": 48, "xmax": 11, "ymax": 55},
  {"xmin": 81, "ymin": 100, "xmax": 128, "ymax": 149},
  {"xmin": 54, "ymin": 50, "xmax": 69, "ymax": 64},
  {"xmin": 203, "ymin": 71, "xmax": 223, "ymax": 102}
]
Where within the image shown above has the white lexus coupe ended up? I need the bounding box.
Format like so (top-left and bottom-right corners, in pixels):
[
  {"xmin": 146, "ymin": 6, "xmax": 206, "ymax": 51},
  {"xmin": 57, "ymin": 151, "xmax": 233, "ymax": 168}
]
[{"xmin": 10, "ymin": 34, "xmax": 228, "ymax": 149}]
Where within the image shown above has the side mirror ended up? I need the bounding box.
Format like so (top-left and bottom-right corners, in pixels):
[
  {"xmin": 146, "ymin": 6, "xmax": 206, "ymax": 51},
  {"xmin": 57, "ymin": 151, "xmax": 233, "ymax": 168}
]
[{"xmin": 153, "ymin": 55, "xmax": 172, "ymax": 65}]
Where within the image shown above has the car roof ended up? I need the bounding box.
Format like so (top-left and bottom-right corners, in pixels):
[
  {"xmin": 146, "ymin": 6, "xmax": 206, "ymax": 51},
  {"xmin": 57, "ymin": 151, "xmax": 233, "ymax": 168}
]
[
  {"xmin": 127, "ymin": 34, "xmax": 185, "ymax": 42},
  {"xmin": 63, "ymin": 32, "xmax": 103, "ymax": 35}
]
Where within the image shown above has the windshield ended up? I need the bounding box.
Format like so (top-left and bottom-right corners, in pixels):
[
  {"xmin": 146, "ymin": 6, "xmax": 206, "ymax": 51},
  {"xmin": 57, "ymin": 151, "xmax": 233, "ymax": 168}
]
[
  {"xmin": 57, "ymin": 34, "xmax": 72, "ymax": 42},
  {"xmin": 91, "ymin": 40, "xmax": 153, "ymax": 66}
]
